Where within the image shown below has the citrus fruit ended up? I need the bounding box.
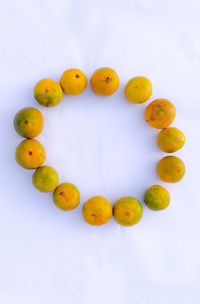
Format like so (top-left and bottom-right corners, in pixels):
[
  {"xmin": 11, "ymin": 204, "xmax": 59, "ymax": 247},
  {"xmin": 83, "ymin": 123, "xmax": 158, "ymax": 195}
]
[
  {"xmin": 90, "ymin": 67, "xmax": 119, "ymax": 96},
  {"xmin": 157, "ymin": 156, "xmax": 185, "ymax": 183},
  {"xmin": 145, "ymin": 99, "xmax": 176, "ymax": 129},
  {"xmin": 124, "ymin": 76, "xmax": 152, "ymax": 104},
  {"xmin": 33, "ymin": 166, "xmax": 59, "ymax": 192},
  {"xmin": 82, "ymin": 196, "xmax": 112, "ymax": 225},
  {"xmin": 60, "ymin": 68, "xmax": 87, "ymax": 95},
  {"xmin": 53, "ymin": 183, "xmax": 80, "ymax": 210},
  {"xmin": 144, "ymin": 185, "xmax": 170, "ymax": 210},
  {"xmin": 113, "ymin": 197, "xmax": 143, "ymax": 226},
  {"xmin": 16, "ymin": 139, "xmax": 46, "ymax": 169},
  {"xmin": 34, "ymin": 79, "xmax": 63, "ymax": 107}
]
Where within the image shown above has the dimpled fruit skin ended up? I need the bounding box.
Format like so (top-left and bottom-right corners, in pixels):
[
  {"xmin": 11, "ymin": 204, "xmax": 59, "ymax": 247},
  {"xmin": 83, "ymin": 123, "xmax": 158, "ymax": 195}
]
[
  {"xmin": 124, "ymin": 76, "xmax": 152, "ymax": 104},
  {"xmin": 34, "ymin": 79, "xmax": 63, "ymax": 107},
  {"xmin": 53, "ymin": 183, "xmax": 80, "ymax": 211},
  {"xmin": 16, "ymin": 139, "xmax": 46, "ymax": 169},
  {"xmin": 144, "ymin": 185, "xmax": 170, "ymax": 211},
  {"xmin": 82, "ymin": 196, "xmax": 112, "ymax": 225},
  {"xmin": 33, "ymin": 166, "xmax": 59, "ymax": 192},
  {"xmin": 90, "ymin": 67, "xmax": 119, "ymax": 96},
  {"xmin": 14, "ymin": 107, "xmax": 43, "ymax": 139},
  {"xmin": 157, "ymin": 127, "xmax": 185, "ymax": 153},
  {"xmin": 60, "ymin": 69, "xmax": 87, "ymax": 95},
  {"xmin": 145, "ymin": 99, "xmax": 176, "ymax": 129},
  {"xmin": 113, "ymin": 197, "xmax": 143, "ymax": 226},
  {"xmin": 157, "ymin": 156, "xmax": 185, "ymax": 183}
]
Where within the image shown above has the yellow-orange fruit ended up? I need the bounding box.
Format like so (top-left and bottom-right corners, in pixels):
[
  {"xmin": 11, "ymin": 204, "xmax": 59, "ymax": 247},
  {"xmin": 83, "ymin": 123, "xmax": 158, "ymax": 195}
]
[
  {"xmin": 14, "ymin": 107, "xmax": 44, "ymax": 139},
  {"xmin": 90, "ymin": 67, "xmax": 119, "ymax": 96},
  {"xmin": 157, "ymin": 156, "xmax": 185, "ymax": 183},
  {"xmin": 60, "ymin": 69, "xmax": 87, "ymax": 95},
  {"xmin": 33, "ymin": 166, "xmax": 59, "ymax": 192},
  {"xmin": 144, "ymin": 185, "xmax": 170, "ymax": 211},
  {"xmin": 53, "ymin": 183, "xmax": 80, "ymax": 210},
  {"xmin": 157, "ymin": 127, "xmax": 185, "ymax": 153},
  {"xmin": 145, "ymin": 99, "xmax": 176, "ymax": 129},
  {"xmin": 16, "ymin": 139, "xmax": 46, "ymax": 169},
  {"xmin": 34, "ymin": 79, "xmax": 63, "ymax": 107},
  {"xmin": 124, "ymin": 76, "xmax": 152, "ymax": 104},
  {"xmin": 113, "ymin": 197, "xmax": 143, "ymax": 226},
  {"xmin": 82, "ymin": 196, "xmax": 112, "ymax": 225}
]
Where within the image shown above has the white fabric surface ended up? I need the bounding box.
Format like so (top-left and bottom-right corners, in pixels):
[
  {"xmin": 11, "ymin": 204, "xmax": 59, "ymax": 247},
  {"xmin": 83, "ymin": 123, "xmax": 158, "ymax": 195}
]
[{"xmin": 0, "ymin": 0, "xmax": 200, "ymax": 303}]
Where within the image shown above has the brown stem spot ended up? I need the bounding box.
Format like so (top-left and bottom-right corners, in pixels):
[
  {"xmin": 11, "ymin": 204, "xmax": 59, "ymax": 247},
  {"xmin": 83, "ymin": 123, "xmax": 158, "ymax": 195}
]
[
  {"xmin": 24, "ymin": 120, "xmax": 28, "ymax": 125},
  {"xmin": 59, "ymin": 192, "xmax": 64, "ymax": 196},
  {"xmin": 28, "ymin": 151, "xmax": 32, "ymax": 156},
  {"xmin": 91, "ymin": 213, "xmax": 96, "ymax": 217},
  {"xmin": 76, "ymin": 74, "xmax": 80, "ymax": 78},
  {"xmin": 106, "ymin": 77, "xmax": 111, "ymax": 82},
  {"xmin": 125, "ymin": 211, "xmax": 130, "ymax": 216},
  {"xmin": 45, "ymin": 89, "xmax": 49, "ymax": 96}
]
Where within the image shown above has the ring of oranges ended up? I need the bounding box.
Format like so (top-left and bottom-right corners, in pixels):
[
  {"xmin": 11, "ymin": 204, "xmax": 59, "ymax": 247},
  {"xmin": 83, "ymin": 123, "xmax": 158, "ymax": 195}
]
[{"xmin": 14, "ymin": 67, "xmax": 185, "ymax": 227}]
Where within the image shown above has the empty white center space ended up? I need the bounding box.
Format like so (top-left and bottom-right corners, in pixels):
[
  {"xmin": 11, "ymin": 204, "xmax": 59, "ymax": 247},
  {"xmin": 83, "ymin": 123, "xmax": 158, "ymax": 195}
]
[{"xmin": 38, "ymin": 89, "xmax": 159, "ymax": 203}]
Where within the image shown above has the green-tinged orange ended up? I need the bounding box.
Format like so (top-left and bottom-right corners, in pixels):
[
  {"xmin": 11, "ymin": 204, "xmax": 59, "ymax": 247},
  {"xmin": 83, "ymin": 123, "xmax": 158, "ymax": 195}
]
[
  {"xmin": 157, "ymin": 156, "xmax": 185, "ymax": 183},
  {"xmin": 82, "ymin": 196, "xmax": 112, "ymax": 225},
  {"xmin": 145, "ymin": 99, "xmax": 176, "ymax": 129},
  {"xmin": 124, "ymin": 76, "xmax": 152, "ymax": 104},
  {"xmin": 53, "ymin": 183, "xmax": 80, "ymax": 210},
  {"xmin": 90, "ymin": 67, "xmax": 119, "ymax": 96},
  {"xmin": 113, "ymin": 197, "xmax": 143, "ymax": 226},
  {"xmin": 144, "ymin": 185, "xmax": 170, "ymax": 211},
  {"xmin": 60, "ymin": 69, "xmax": 87, "ymax": 95},
  {"xmin": 16, "ymin": 139, "xmax": 46, "ymax": 169},
  {"xmin": 157, "ymin": 127, "xmax": 185, "ymax": 153},
  {"xmin": 14, "ymin": 107, "xmax": 43, "ymax": 139},
  {"xmin": 34, "ymin": 79, "xmax": 63, "ymax": 107},
  {"xmin": 33, "ymin": 166, "xmax": 58, "ymax": 192}
]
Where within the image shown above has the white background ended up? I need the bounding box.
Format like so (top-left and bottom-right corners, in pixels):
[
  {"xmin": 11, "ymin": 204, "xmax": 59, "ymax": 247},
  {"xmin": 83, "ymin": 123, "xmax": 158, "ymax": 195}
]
[{"xmin": 0, "ymin": 0, "xmax": 200, "ymax": 303}]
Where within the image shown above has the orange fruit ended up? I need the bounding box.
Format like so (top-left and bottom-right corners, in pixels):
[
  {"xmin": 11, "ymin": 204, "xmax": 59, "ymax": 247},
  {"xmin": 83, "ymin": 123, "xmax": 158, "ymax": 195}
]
[
  {"xmin": 157, "ymin": 156, "xmax": 185, "ymax": 183},
  {"xmin": 90, "ymin": 67, "xmax": 119, "ymax": 96},
  {"xmin": 125, "ymin": 76, "xmax": 152, "ymax": 104},
  {"xmin": 33, "ymin": 166, "xmax": 59, "ymax": 192},
  {"xmin": 145, "ymin": 99, "xmax": 176, "ymax": 129},
  {"xmin": 144, "ymin": 185, "xmax": 170, "ymax": 211},
  {"xmin": 34, "ymin": 79, "xmax": 63, "ymax": 107},
  {"xmin": 157, "ymin": 127, "xmax": 185, "ymax": 153},
  {"xmin": 14, "ymin": 107, "xmax": 43, "ymax": 139},
  {"xmin": 60, "ymin": 69, "xmax": 87, "ymax": 95},
  {"xmin": 113, "ymin": 197, "xmax": 143, "ymax": 226},
  {"xmin": 53, "ymin": 183, "xmax": 80, "ymax": 210},
  {"xmin": 82, "ymin": 196, "xmax": 112, "ymax": 225},
  {"xmin": 16, "ymin": 139, "xmax": 46, "ymax": 169}
]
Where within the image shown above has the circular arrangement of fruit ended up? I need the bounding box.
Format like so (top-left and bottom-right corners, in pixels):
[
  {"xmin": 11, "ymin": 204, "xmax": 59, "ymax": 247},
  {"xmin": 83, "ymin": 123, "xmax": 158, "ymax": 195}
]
[{"xmin": 14, "ymin": 68, "xmax": 185, "ymax": 227}]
